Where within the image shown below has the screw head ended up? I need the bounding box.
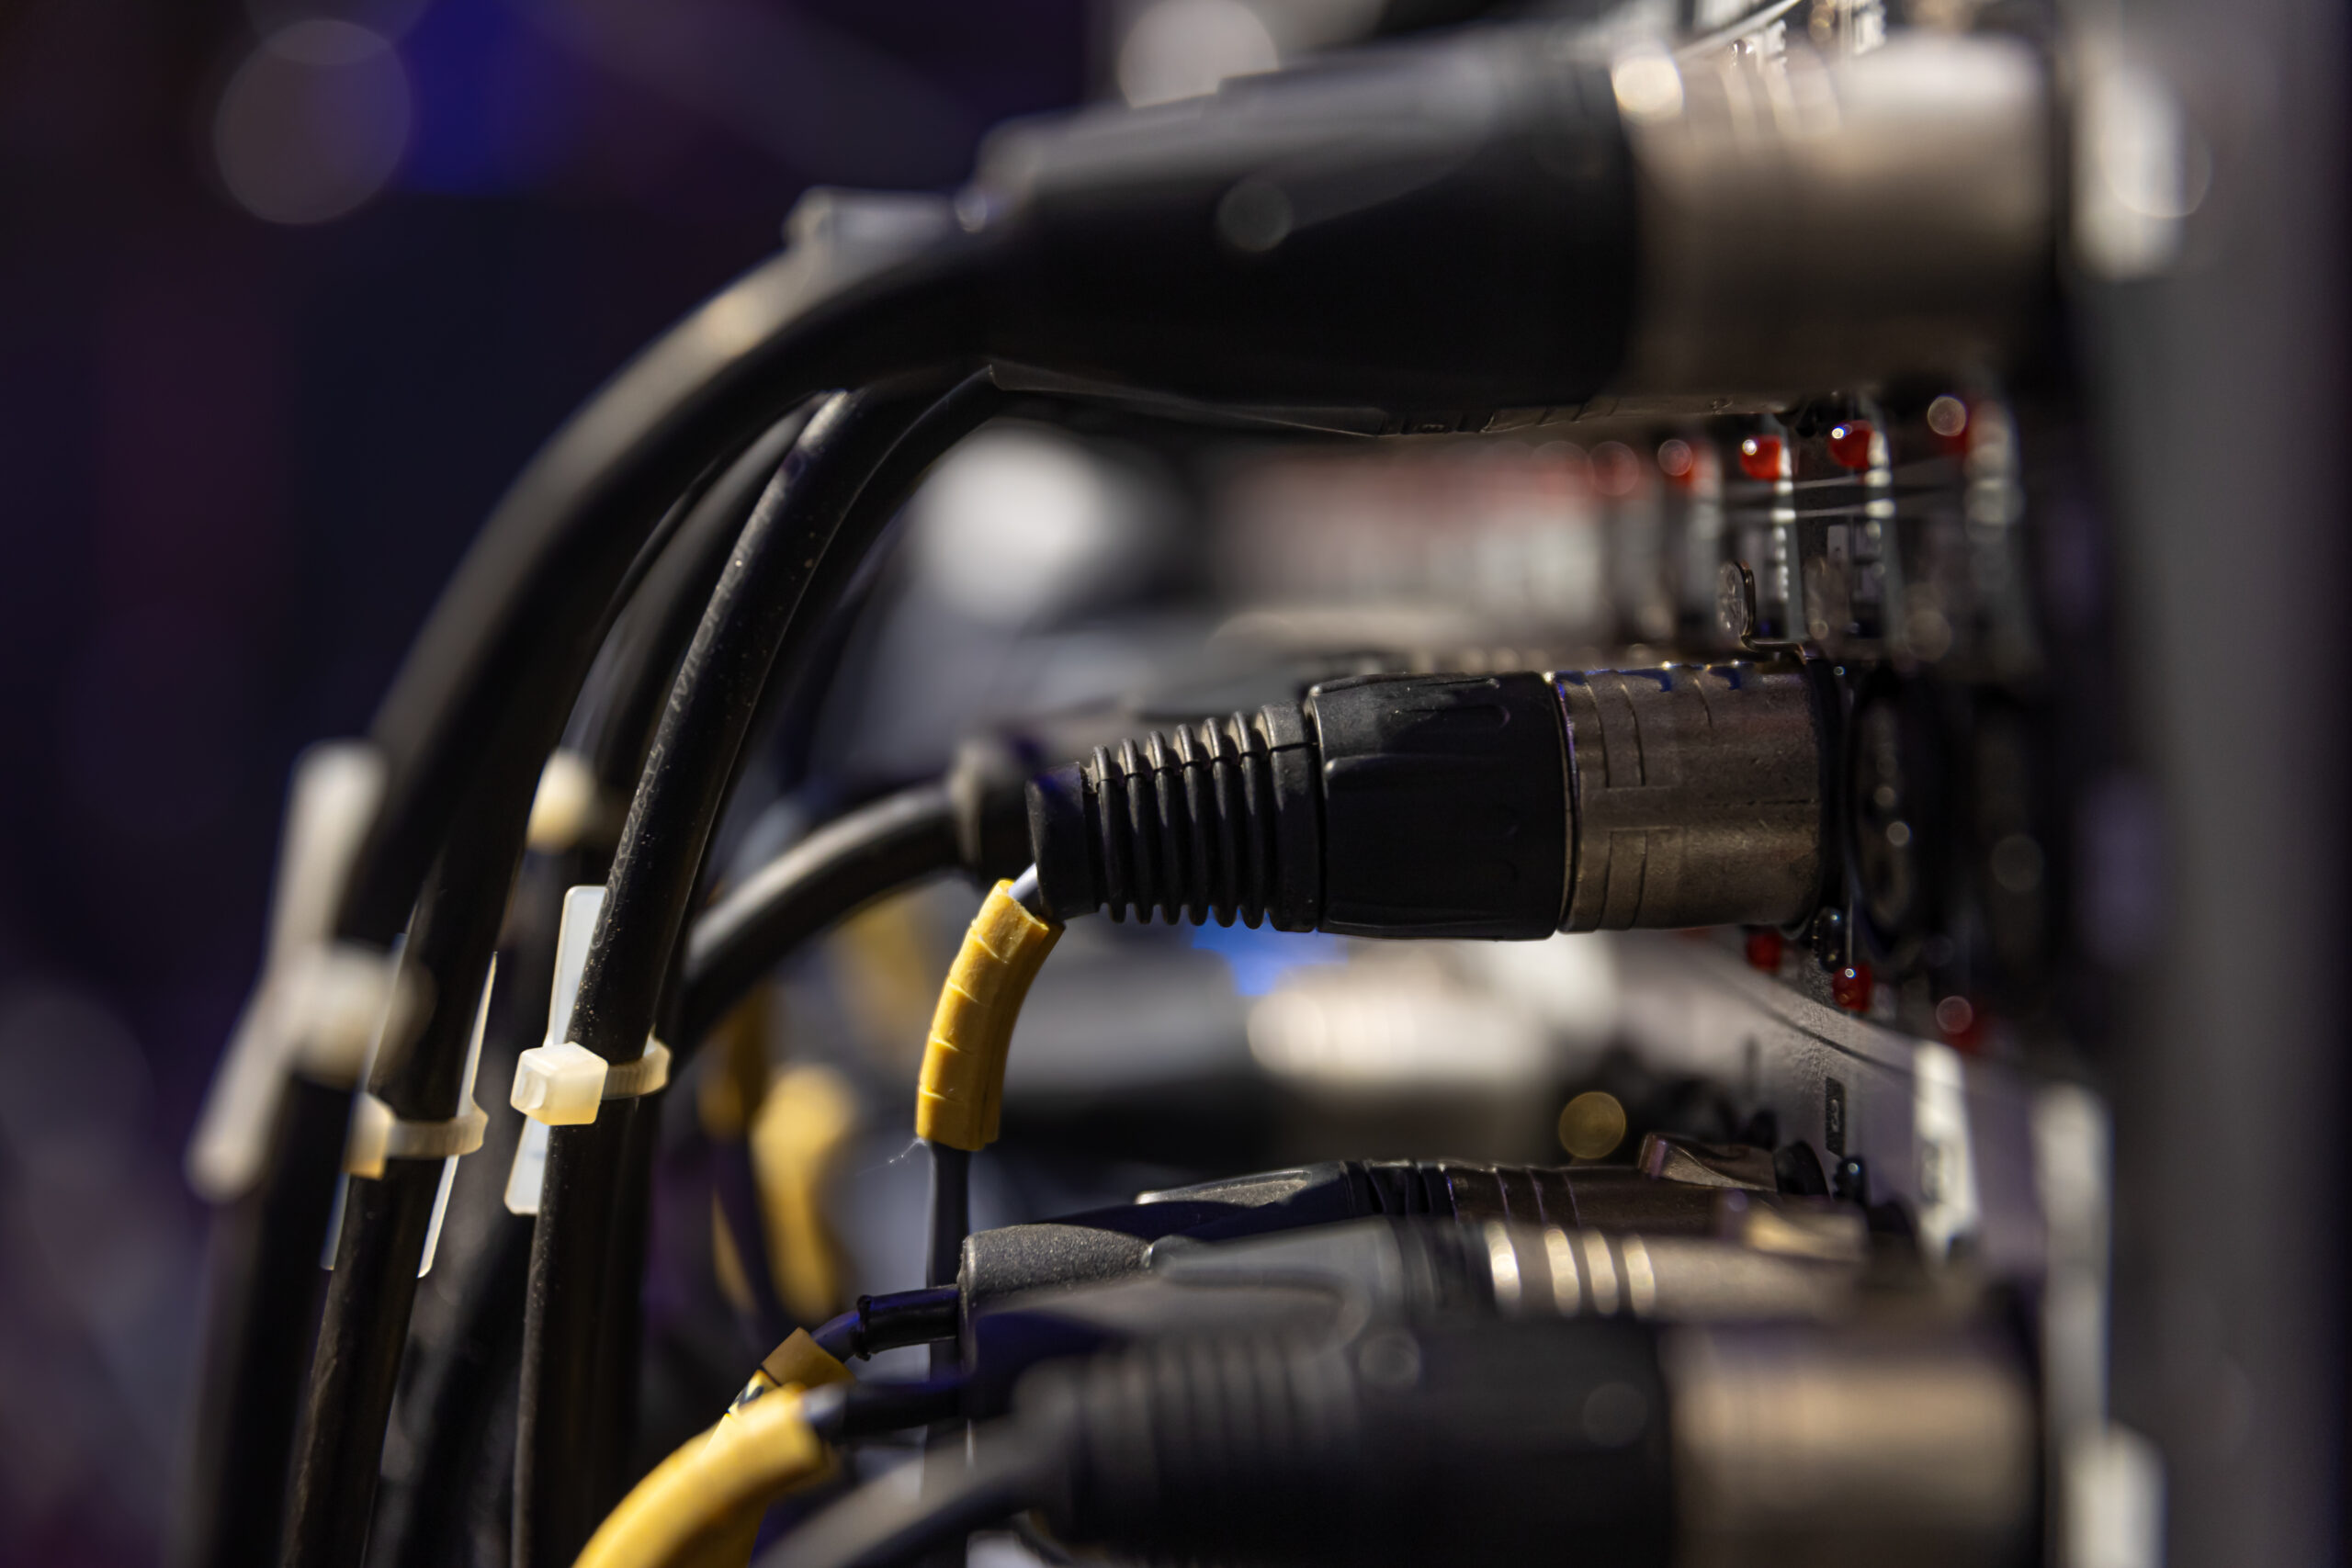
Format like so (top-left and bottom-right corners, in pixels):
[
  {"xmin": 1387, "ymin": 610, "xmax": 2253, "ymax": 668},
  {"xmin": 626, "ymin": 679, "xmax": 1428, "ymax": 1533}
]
[{"xmin": 1716, "ymin": 560, "xmax": 1759, "ymax": 642}]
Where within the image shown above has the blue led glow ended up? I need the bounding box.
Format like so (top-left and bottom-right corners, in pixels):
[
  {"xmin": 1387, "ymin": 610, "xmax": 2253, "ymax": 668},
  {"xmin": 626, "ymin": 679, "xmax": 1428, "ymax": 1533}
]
[{"xmin": 1189, "ymin": 921, "xmax": 1346, "ymax": 997}]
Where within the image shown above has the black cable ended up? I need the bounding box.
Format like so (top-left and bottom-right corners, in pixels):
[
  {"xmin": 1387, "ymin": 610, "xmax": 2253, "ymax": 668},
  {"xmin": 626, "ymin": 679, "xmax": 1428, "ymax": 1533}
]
[
  {"xmin": 915, "ymin": 1144, "xmax": 972, "ymax": 1562},
  {"xmin": 919, "ymin": 865, "xmax": 1041, "ymax": 1333},
  {"xmin": 922, "ymin": 1146, "xmax": 969, "ymax": 1301},
  {"xmin": 516, "ymin": 374, "xmax": 1006, "ymax": 1568},
  {"xmin": 370, "ymin": 409, "xmax": 818, "ymax": 1565},
  {"xmin": 801, "ymin": 1377, "xmax": 967, "ymax": 1443},
  {"xmin": 174, "ymin": 1076, "xmax": 347, "ymax": 1568},
  {"xmin": 265, "ymin": 257, "xmax": 978, "ymax": 1564},
  {"xmin": 582, "ymin": 405, "xmax": 823, "ymax": 797},
  {"xmin": 197, "ymin": 448, "xmax": 741, "ymax": 1568},
  {"xmin": 756, "ymin": 1433, "xmax": 1052, "ymax": 1568},
  {"xmin": 382, "ymin": 1206, "xmax": 532, "ymax": 1568},
  {"xmin": 282, "ymin": 762, "xmax": 526, "ymax": 1568},
  {"xmin": 338, "ymin": 209, "xmax": 985, "ymax": 949},
  {"xmin": 810, "ymin": 1286, "xmax": 963, "ymax": 1362},
  {"xmin": 680, "ymin": 784, "xmax": 956, "ymax": 1045},
  {"xmin": 364, "ymin": 826, "xmax": 579, "ymax": 1568},
  {"xmin": 650, "ymin": 377, "xmax": 1038, "ymax": 1051},
  {"xmin": 586, "ymin": 1070, "xmax": 664, "ymax": 1510}
]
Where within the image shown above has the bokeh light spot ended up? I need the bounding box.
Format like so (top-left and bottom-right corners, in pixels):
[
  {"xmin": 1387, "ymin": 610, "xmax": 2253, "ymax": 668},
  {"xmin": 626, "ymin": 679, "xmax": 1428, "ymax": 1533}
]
[
  {"xmin": 214, "ymin": 20, "xmax": 412, "ymax": 225},
  {"xmin": 1117, "ymin": 0, "xmax": 1278, "ymax": 108}
]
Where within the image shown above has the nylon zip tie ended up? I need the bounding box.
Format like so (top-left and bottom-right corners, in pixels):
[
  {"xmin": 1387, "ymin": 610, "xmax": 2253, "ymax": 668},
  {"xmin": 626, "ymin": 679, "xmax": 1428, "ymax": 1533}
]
[
  {"xmin": 344, "ymin": 1095, "xmax": 488, "ymax": 1178},
  {"xmin": 324, "ymin": 947, "xmax": 495, "ymax": 1276},
  {"xmin": 504, "ymin": 885, "xmax": 673, "ymax": 1213},
  {"xmin": 186, "ymin": 742, "xmax": 388, "ymax": 1201}
]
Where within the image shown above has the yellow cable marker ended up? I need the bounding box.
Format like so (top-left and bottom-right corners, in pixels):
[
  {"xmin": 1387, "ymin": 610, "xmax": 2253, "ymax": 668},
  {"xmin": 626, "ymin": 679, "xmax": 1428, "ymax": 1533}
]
[
  {"xmin": 915, "ymin": 881, "xmax": 1061, "ymax": 1151},
  {"xmin": 572, "ymin": 1335, "xmax": 851, "ymax": 1568},
  {"xmin": 758, "ymin": 1326, "xmax": 853, "ymax": 1391}
]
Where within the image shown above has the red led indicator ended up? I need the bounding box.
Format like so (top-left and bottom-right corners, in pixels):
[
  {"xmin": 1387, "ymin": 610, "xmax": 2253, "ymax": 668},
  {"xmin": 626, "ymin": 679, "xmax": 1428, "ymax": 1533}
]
[
  {"xmin": 1831, "ymin": 963, "xmax": 1873, "ymax": 1013},
  {"xmin": 1827, "ymin": 421, "xmax": 1874, "ymax": 470},
  {"xmin": 1744, "ymin": 928, "xmax": 1784, "ymax": 973},
  {"xmin": 1737, "ymin": 434, "xmax": 1783, "ymax": 482}
]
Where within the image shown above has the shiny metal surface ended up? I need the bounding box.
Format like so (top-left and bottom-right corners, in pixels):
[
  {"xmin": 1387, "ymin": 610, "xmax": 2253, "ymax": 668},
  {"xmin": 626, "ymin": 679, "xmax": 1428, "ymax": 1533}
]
[
  {"xmin": 1636, "ymin": 1133, "xmax": 1778, "ymax": 1190},
  {"xmin": 1479, "ymin": 1222, "xmax": 1857, "ymax": 1325},
  {"xmin": 1613, "ymin": 35, "xmax": 2052, "ymax": 400},
  {"xmin": 1556, "ymin": 663, "xmax": 1824, "ymax": 931},
  {"xmin": 1666, "ymin": 1322, "xmax": 2039, "ymax": 1567}
]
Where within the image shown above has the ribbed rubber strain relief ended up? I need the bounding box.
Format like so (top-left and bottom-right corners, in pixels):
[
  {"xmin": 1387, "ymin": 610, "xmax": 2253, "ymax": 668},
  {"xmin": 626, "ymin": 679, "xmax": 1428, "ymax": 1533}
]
[
  {"xmin": 1026, "ymin": 704, "xmax": 1322, "ymax": 930},
  {"xmin": 1026, "ymin": 1337, "xmax": 1363, "ymax": 1564},
  {"xmin": 1023, "ymin": 1321, "xmax": 1675, "ymax": 1568},
  {"xmin": 1025, "ymin": 673, "xmax": 1570, "ymax": 937}
]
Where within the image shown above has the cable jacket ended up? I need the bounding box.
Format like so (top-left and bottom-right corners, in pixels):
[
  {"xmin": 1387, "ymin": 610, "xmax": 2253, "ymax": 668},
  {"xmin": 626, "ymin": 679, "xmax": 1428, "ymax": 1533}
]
[
  {"xmin": 914, "ymin": 882, "xmax": 1062, "ymax": 1152},
  {"xmin": 574, "ymin": 1386, "xmax": 833, "ymax": 1568},
  {"xmin": 282, "ymin": 1158, "xmax": 443, "ymax": 1568},
  {"xmin": 754, "ymin": 1436, "xmax": 1048, "ymax": 1568},
  {"xmin": 680, "ymin": 784, "xmax": 957, "ymax": 1046},
  {"xmin": 174, "ymin": 1077, "xmax": 346, "ymax": 1568},
  {"xmin": 341, "ymin": 213, "xmax": 982, "ymax": 947},
  {"xmin": 377, "ymin": 409, "xmax": 809, "ymax": 1565},
  {"xmin": 517, "ymin": 378, "xmax": 1001, "ymax": 1568},
  {"xmin": 282, "ymin": 759, "xmax": 528, "ymax": 1568},
  {"xmin": 584, "ymin": 408, "xmax": 821, "ymax": 797}
]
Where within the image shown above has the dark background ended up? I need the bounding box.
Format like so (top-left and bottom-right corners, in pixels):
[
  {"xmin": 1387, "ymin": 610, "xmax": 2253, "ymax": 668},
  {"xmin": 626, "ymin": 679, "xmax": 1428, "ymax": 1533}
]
[{"xmin": 0, "ymin": 4, "xmax": 1081, "ymax": 1561}]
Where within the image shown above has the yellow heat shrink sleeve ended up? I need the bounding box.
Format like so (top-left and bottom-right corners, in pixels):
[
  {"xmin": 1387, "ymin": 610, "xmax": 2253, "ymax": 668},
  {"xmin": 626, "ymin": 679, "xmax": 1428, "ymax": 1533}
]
[
  {"xmin": 914, "ymin": 881, "xmax": 1062, "ymax": 1151},
  {"xmin": 572, "ymin": 1335, "xmax": 853, "ymax": 1568}
]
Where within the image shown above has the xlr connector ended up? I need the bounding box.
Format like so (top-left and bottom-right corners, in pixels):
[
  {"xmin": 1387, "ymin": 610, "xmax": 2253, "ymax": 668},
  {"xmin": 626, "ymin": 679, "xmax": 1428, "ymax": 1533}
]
[{"xmin": 1025, "ymin": 663, "xmax": 1827, "ymax": 939}]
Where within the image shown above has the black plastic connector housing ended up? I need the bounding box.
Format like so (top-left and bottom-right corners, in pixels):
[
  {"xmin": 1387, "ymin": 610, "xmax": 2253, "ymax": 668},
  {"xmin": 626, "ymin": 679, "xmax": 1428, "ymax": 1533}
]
[
  {"xmin": 1019, "ymin": 1319, "xmax": 1673, "ymax": 1568},
  {"xmin": 1026, "ymin": 663, "xmax": 1828, "ymax": 938},
  {"xmin": 1310, "ymin": 672, "xmax": 1567, "ymax": 936},
  {"xmin": 971, "ymin": 29, "xmax": 1636, "ymax": 419},
  {"xmin": 1026, "ymin": 672, "xmax": 1566, "ymax": 937}
]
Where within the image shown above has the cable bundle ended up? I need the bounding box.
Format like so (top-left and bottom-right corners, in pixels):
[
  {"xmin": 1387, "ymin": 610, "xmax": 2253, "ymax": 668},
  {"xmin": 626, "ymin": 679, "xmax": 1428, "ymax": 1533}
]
[{"xmin": 170, "ymin": 21, "xmax": 2058, "ymax": 1568}]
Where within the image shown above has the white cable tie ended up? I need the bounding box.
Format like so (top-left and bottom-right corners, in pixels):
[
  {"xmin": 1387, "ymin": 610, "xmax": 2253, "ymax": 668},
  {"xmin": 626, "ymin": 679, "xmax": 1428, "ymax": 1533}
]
[
  {"xmin": 499, "ymin": 886, "xmax": 667, "ymax": 1212},
  {"xmin": 526, "ymin": 750, "xmax": 606, "ymax": 855},
  {"xmin": 344, "ymin": 1095, "xmax": 489, "ymax": 1179},
  {"xmin": 291, "ymin": 943, "xmax": 420, "ymax": 1084},
  {"xmin": 187, "ymin": 743, "xmax": 385, "ymax": 1201},
  {"xmin": 507, "ymin": 886, "xmax": 604, "ymax": 1213},
  {"xmin": 325, "ymin": 943, "xmax": 488, "ymax": 1277},
  {"xmin": 510, "ymin": 1037, "xmax": 671, "ymax": 1126},
  {"xmin": 604, "ymin": 1040, "xmax": 672, "ymax": 1100},
  {"xmin": 505, "ymin": 1121, "xmax": 550, "ymax": 1216}
]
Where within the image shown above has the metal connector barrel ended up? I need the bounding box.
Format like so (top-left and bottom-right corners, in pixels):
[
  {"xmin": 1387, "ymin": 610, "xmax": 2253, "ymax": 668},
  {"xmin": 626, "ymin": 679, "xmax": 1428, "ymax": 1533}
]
[{"xmin": 1026, "ymin": 664, "xmax": 1826, "ymax": 938}]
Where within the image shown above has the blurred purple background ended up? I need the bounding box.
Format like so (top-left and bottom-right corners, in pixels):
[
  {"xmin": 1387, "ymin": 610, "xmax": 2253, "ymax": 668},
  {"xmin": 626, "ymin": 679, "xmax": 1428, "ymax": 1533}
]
[{"xmin": 0, "ymin": 4, "xmax": 1080, "ymax": 1561}]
